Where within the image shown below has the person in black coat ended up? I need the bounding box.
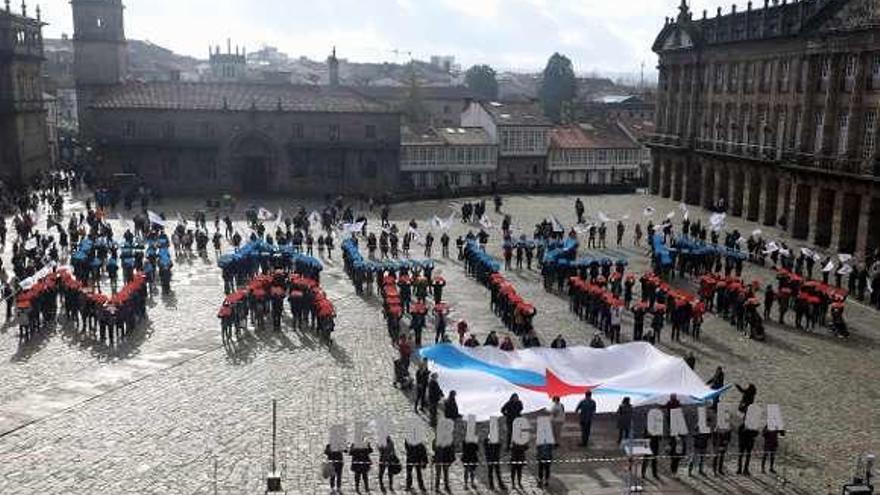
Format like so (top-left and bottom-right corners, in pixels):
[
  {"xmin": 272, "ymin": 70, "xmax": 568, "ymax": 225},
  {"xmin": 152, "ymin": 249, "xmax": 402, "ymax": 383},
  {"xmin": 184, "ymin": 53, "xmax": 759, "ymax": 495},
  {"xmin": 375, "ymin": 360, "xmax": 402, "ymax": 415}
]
[
  {"xmin": 404, "ymin": 438, "xmax": 427, "ymax": 491},
  {"xmin": 509, "ymin": 439, "xmax": 528, "ymax": 488},
  {"xmin": 462, "ymin": 438, "xmax": 479, "ymax": 489},
  {"xmin": 483, "ymin": 435, "xmax": 506, "ymax": 490},
  {"xmin": 501, "ymin": 394, "xmax": 523, "ymax": 449},
  {"xmin": 427, "ymin": 373, "xmax": 444, "ymax": 427},
  {"xmin": 414, "ymin": 361, "xmax": 429, "ymax": 413},
  {"xmin": 349, "ymin": 442, "xmax": 373, "ymax": 492},
  {"xmin": 736, "ymin": 424, "xmax": 758, "ymax": 476},
  {"xmin": 444, "ymin": 390, "xmax": 462, "ymax": 420},
  {"xmin": 324, "ymin": 443, "xmax": 344, "ymax": 492},
  {"xmin": 433, "ymin": 439, "xmax": 455, "ymax": 492}
]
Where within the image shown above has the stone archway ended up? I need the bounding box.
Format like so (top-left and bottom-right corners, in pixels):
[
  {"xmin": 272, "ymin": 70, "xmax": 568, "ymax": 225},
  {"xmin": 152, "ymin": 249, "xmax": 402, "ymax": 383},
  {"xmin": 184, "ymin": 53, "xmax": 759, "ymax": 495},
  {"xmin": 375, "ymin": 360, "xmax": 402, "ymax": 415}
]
[{"xmin": 229, "ymin": 132, "xmax": 277, "ymax": 194}]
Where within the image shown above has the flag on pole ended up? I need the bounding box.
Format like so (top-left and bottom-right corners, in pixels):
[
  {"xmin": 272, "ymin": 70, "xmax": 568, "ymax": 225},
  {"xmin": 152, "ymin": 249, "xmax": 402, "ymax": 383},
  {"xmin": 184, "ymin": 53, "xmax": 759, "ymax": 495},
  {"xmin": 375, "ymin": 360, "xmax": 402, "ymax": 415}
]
[
  {"xmin": 666, "ymin": 211, "xmax": 676, "ymax": 219},
  {"xmin": 257, "ymin": 207, "xmax": 274, "ymax": 221},
  {"xmin": 550, "ymin": 216, "xmax": 565, "ymax": 233},
  {"xmin": 147, "ymin": 210, "xmax": 166, "ymax": 227},
  {"xmin": 838, "ymin": 253, "xmax": 853, "ymax": 263},
  {"xmin": 837, "ymin": 264, "xmax": 853, "ymax": 275},
  {"xmin": 822, "ymin": 260, "xmax": 836, "ymax": 273},
  {"xmin": 308, "ymin": 211, "xmax": 321, "ymax": 226},
  {"xmin": 709, "ymin": 212, "xmax": 726, "ymax": 229},
  {"xmin": 343, "ymin": 221, "xmax": 365, "ymax": 234},
  {"xmin": 480, "ymin": 215, "xmax": 494, "ymax": 230}
]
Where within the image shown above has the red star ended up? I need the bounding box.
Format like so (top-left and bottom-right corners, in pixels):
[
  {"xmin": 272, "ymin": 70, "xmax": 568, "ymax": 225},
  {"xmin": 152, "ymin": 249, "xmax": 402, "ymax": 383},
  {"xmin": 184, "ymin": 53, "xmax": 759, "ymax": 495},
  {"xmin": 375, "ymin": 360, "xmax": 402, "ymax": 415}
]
[{"xmin": 520, "ymin": 369, "xmax": 600, "ymax": 399}]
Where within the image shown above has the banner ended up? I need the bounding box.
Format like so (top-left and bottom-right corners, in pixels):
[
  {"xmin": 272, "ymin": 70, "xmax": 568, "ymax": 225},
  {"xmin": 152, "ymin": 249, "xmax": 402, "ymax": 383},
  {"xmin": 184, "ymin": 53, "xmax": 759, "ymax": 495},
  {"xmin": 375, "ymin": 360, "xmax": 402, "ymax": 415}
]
[
  {"xmin": 343, "ymin": 221, "xmax": 365, "ymax": 234},
  {"xmin": 419, "ymin": 343, "xmax": 726, "ymax": 420}
]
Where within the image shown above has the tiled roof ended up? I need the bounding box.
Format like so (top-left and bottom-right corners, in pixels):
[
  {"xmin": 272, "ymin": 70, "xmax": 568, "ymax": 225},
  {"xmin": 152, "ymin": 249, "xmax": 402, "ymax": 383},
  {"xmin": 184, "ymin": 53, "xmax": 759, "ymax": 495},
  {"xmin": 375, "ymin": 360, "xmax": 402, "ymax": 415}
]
[
  {"xmin": 89, "ymin": 81, "xmax": 395, "ymax": 113},
  {"xmin": 483, "ymin": 101, "xmax": 553, "ymax": 127},
  {"xmin": 549, "ymin": 123, "xmax": 639, "ymax": 149},
  {"xmin": 355, "ymin": 85, "xmax": 474, "ymax": 101},
  {"xmin": 402, "ymin": 126, "xmax": 492, "ymax": 146}
]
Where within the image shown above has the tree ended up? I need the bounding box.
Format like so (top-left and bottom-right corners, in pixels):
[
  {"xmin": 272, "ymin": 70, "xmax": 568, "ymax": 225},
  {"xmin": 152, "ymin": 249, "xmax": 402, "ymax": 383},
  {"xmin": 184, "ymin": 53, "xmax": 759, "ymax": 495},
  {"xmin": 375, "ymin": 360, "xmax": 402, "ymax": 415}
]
[
  {"xmin": 539, "ymin": 53, "xmax": 577, "ymax": 123},
  {"xmin": 402, "ymin": 63, "xmax": 429, "ymax": 126},
  {"xmin": 464, "ymin": 64, "xmax": 499, "ymax": 100}
]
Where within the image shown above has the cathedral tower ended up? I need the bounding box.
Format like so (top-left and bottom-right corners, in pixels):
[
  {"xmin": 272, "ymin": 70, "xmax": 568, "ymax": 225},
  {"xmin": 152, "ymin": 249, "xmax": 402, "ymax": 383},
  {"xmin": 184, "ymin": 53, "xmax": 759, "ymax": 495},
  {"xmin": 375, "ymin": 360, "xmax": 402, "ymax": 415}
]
[{"xmin": 72, "ymin": 0, "xmax": 127, "ymax": 135}]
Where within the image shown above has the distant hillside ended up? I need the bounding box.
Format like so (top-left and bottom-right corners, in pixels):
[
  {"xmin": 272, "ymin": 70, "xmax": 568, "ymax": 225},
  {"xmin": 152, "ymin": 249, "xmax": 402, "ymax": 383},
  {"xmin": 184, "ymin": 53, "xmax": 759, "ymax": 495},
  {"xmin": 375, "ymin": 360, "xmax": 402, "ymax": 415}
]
[{"xmin": 42, "ymin": 38, "xmax": 638, "ymax": 102}]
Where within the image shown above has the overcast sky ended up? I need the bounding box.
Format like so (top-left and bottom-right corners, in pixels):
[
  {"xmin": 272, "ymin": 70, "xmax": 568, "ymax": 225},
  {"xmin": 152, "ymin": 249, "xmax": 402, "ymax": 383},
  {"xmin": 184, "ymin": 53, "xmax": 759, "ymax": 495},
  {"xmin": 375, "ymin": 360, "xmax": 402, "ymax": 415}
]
[{"xmin": 37, "ymin": 0, "xmax": 745, "ymax": 75}]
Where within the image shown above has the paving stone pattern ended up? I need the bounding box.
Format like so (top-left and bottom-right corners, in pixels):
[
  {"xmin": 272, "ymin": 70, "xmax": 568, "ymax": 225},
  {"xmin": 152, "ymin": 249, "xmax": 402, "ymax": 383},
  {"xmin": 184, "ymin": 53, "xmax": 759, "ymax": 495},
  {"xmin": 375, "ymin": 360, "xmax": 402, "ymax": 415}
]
[{"xmin": 0, "ymin": 192, "xmax": 876, "ymax": 494}]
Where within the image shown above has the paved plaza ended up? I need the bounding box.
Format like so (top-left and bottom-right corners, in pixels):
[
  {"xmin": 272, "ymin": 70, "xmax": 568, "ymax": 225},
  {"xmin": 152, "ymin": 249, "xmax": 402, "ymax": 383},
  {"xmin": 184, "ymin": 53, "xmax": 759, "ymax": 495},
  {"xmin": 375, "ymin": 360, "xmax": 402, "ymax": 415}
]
[{"xmin": 0, "ymin": 191, "xmax": 877, "ymax": 494}]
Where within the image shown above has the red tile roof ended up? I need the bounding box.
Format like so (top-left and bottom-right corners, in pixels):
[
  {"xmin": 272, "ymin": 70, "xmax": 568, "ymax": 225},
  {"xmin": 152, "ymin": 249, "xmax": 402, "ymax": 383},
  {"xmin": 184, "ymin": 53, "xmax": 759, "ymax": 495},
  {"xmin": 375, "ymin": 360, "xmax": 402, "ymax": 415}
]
[{"xmin": 549, "ymin": 123, "xmax": 639, "ymax": 149}]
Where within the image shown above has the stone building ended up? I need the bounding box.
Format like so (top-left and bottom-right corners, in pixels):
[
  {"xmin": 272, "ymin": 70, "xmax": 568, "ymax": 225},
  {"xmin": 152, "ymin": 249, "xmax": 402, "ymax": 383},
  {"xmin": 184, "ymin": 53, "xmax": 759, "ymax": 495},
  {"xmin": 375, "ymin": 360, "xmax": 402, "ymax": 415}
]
[
  {"xmin": 208, "ymin": 40, "xmax": 246, "ymax": 82},
  {"xmin": 547, "ymin": 123, "xmax": 642, "ymax": 185},
  {"xmin": 73, "ymin": 0, "xmax": 400, "ymax": 196},
  {"xmin": 650, "ymin": 0, "xmax": 880, "ymax": 257},
  {"xmin": 355, "ymin": 85, "xmax": 473, "ymax": 127},
  {"xmin": 461, "ymin": 100, "xmax": 551, "ymax": 186},
  {"xmin": 400, "ymin": 126, "xmax": 496, "ymax": 189},
  {"xmin": 0, "ymin": 1, "xmax": 50, "ymax": 184}
]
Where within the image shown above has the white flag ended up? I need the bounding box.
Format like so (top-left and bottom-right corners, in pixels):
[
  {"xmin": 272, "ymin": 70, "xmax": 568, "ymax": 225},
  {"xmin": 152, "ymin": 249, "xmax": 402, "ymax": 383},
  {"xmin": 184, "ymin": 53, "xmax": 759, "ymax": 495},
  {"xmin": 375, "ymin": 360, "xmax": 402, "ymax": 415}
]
[
  {"xmin": 419, "ymin": 342, "xmax": 726, "ymax": 421},
  {"xmin": 551, "ymin": 216, "xmax": 565, "ymax": 233},
  {"xmin": 147, "ymin": 210, "xmax": 166, "ymax": 227},
  {"xmin": 837, "ymin": 264, "xmax": 853, "ymax": 275},
  {"xmin": 764, "ymin": 241, "xmax": 779, "ymax": 255},
  {"xmin": 343, "ymin": 221, "xmax": 365, "ymax": 234},
  {"xmin": 598, "ymin": 212, "xmax": 612, "ymax": 223},
  {"xmin": 751, "ymin": 229, "xmax": 762, "ymax": 237},
  {"xmin": 838, "ymin": 253, "xmax": 853, "ymax": 263},
  {"xmin": 666, "ymin": 211, "xmax": 676, "ymax": 219},
  {"xmin": 257, "ymin": 207, "xmax": 274, "ymax": 221},
  {"xmin": 822, "ymin": 261, "xmax": 836, "ymax": 273},
  {"xmin": 308, "ymin": 211, "xmax": 321, "ymax": 226},
  {"xmin": 480, "ymin": 215, "xmax": 493, "ymax": 230},
  {"xmin": 801, "ymin": 247, "xmax": 814, "ymax": 257},
  {"xmin": 709, "ymin": 212, "xmax": 726, "ymax": 227}
]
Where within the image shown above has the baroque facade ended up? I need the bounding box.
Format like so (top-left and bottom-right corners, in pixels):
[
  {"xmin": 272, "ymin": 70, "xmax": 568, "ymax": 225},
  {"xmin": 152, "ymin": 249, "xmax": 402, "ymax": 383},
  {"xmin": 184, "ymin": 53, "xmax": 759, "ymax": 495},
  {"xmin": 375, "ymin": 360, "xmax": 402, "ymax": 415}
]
[
  {"xmin": 73, "ymin": 0, "xmax": 399, "ymax": 195},
  {"xmin": 650, "ymin": 0, "xmax": 880, "ymax": 257},
  {"xmin": 0, "ymin": 1, "xmax": 50, "ymax": 184}
]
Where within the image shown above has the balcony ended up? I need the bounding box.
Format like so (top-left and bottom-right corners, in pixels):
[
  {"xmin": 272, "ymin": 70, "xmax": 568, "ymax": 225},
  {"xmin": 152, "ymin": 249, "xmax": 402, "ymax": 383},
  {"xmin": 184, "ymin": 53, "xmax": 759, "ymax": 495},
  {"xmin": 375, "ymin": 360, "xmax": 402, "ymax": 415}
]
[{"xmin": 645, "ymin": 133, "xmax": 683, "ymax": 148}]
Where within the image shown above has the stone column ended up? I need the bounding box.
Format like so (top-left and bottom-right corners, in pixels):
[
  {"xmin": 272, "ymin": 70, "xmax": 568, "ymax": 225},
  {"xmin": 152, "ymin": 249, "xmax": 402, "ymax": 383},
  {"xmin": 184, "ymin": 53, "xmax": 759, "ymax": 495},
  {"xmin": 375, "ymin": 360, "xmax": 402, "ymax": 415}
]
[
  {"xmin": 829, "ymin": 187, "xmax": 845, "ymax": 251},
  {"xmin": 712, "ymin": 166, "xmax": 722, "ymax": 209},
  {"xmin": 855, "ymin": 193, "xmax": 873, "ymax": 257},
  {"xmin": 787, "ymin": 179, "xmax": 801, "ymax": 238},
  {"xmin": 742, "ymin": 167, "xmax": 753, "ymax": 220},
  {"xmin": 757, "ymin": 170, "xmax": 769, "ymax": 224},
  {"xmin": 806, "ymin": 184, "xmax": 820, "ymax": 243}
]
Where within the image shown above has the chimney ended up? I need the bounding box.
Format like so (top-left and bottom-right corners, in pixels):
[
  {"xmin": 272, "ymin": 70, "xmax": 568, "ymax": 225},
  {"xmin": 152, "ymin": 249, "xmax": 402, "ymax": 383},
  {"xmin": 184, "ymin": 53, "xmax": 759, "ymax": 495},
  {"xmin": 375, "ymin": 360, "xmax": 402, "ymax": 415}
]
[{"xmin": 327, "ymin": 46, "xmax": 339, "ymax": 87}]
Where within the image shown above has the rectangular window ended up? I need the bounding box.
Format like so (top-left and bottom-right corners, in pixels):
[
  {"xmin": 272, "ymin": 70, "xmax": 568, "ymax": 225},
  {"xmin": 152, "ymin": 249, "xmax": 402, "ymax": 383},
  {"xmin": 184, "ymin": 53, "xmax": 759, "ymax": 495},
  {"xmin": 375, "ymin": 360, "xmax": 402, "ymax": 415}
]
[
  {"xmin": 365, "ymin": 125, "xmax": 376, "ymax": 139},
  {"xmin": 329, "ymin": 124, "xmax": 340, "ymax": 142},
  {"xmin": 863, "ymin": 110, "xmax": 877, "ymax": 159},
  {"xmin": 292, "ymin": 123, "xmax": 304, "ymax": 139},
  {"xmin": 838, "ymin": 113, "xmax": 849, "ymax": 155},
  {"xmin": 821, "ymin": 56, "xmax": 831, "ymax": 80},
  {"xmin": 780, "ymin": 59, "xmax": 790, "ymax": 91},
  {"xmin": 123, "ymin": 120, "xmax": 135, "ymax": 138},
  {"xmin": 728, "ymin": 64, "xmax": 739, "ymax": 93},
  {"xmin": 846, "ymin": 54, "xmax": 857, "ymax": 78},
  {"xmin": 814, "ymin": 110, "xmax": 825, "ymax": 154},
  {"xmin": 744, "ymin": 62, "xmax": 754, "ymax": 93}
]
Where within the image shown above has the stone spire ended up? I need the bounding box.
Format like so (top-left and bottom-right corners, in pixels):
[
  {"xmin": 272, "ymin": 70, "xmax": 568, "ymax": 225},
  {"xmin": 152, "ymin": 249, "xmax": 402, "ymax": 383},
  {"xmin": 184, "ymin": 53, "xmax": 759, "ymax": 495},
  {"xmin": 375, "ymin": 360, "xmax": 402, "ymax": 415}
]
[{"xmin": 677, "ymin": 0, "xmax": 692, "ymax": 23}]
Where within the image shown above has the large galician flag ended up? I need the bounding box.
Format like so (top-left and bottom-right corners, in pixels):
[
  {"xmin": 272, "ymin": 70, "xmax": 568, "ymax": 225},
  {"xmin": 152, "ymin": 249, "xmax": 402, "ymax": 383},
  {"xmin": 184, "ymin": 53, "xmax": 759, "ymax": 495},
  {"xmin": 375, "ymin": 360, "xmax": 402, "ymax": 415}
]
[{"xmin": 419, "ymin": 342, "xmax": 726, "ymax": 420}]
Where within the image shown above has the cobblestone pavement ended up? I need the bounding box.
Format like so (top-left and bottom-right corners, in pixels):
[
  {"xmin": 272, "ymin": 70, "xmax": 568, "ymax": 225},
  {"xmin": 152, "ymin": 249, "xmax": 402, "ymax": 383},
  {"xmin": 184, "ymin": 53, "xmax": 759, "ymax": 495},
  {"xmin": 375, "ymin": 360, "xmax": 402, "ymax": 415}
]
[{"xmin": 0, "ymin": 191, "xmax": 876, "ymax": 494}]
